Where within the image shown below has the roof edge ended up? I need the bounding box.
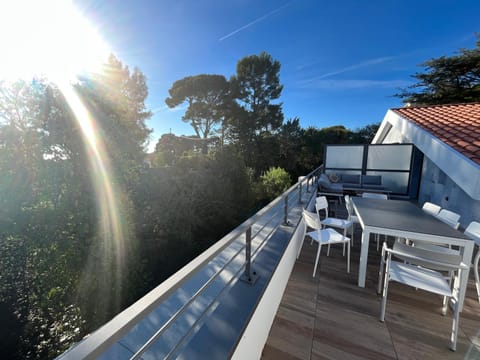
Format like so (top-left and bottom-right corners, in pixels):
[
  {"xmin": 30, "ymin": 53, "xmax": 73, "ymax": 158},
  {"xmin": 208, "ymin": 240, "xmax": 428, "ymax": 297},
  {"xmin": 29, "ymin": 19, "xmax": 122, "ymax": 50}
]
[{"xmin": 377, "ymin": 110, "xmax": 480, "ymax": 200}]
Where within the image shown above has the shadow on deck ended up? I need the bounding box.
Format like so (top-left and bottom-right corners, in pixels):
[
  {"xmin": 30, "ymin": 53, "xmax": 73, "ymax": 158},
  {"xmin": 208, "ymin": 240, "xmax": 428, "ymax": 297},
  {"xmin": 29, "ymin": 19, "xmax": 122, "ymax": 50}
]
[{"xmin": 262, "ymin": 206, "xmax": 480, "ymax": 360}]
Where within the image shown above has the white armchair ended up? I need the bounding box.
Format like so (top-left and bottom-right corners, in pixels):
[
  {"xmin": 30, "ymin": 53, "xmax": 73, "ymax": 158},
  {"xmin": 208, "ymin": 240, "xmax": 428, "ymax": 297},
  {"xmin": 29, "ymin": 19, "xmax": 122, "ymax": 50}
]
[
  {"xmin": 378, "ymin": 240, "xmax": 468, "ymax": 351},
  {"xmin": 435, "ymin": 209, "xmax": 461, "ymax": 230},
  {"xmin": 302, "ymin": 208, "xmax": 350, "ymax": 276},
  {"xmin": 422, "ymin": 201, "xmax": 441, "ymax": 216},
  {"xmin": 464, "ymin": 221, "xmax": 480, "ymax": 303}
]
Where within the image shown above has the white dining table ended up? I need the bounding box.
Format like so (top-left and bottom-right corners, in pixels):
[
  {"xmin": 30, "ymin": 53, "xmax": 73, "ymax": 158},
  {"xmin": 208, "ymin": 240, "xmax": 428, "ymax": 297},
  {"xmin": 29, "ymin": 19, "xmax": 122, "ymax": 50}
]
[{"xmin": 351, "ymin": 197, "xmax": 474, "ymax": 311}]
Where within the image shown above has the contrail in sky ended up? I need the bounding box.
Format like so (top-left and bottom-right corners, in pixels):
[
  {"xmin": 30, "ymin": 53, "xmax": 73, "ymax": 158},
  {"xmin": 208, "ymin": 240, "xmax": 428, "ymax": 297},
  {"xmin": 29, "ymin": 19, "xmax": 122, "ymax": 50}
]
[
  {"xmin": 315, "ymin": 56, "xmax": 394, "ymax": 79},
  {"xmin": 219, "ymin": 1, "xmax": 293, "ymax": 41}
]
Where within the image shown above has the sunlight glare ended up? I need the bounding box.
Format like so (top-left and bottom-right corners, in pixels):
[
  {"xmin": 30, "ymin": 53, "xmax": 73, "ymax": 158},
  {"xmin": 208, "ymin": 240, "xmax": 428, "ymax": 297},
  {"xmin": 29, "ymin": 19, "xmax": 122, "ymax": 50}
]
[
  {"xmin": 0, "ymin": 0, "xmax": 128, "ymax": 311},
  {"xmin": 0, "ymin": 0, "xmax": 110, "ymax": 82}
]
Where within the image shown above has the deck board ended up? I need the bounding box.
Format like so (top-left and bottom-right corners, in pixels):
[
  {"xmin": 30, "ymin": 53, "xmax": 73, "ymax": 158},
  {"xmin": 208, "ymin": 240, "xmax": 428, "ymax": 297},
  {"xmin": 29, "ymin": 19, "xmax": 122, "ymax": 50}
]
[{"xmin": 262, "ymin": 206, "xmax": 480, "ymax": 359}]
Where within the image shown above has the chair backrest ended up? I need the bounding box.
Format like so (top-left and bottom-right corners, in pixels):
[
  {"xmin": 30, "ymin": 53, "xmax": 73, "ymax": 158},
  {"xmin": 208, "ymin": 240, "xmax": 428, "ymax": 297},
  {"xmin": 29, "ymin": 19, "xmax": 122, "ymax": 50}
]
[
  {"xmin": 344, "ymin": 195, "xmax": 353, "ymax": 214},
  {"xmin": 422, "ymin": 201, "xmax": 441, "ymax": 216},
  {"xmin": 315, "ymin": 196, "xmax": 328, "ymax": 218},
  {"xmin": 303, "ymin": 208, "xmax": 321, "ymax": 230},
  {"xmin": 436, "ymin": 209, "xmax": 461, "ymax": 230},
  {"xmin": 392, "ymin": 239, "xmax": 463, "ymax": 271},
  {"xmin": 464, "ymin": 221, "xmax": 480, "ymax": 245},
  {"xmin": 362, "ymin": 192, "xmax": 388, "ymax": 200}
]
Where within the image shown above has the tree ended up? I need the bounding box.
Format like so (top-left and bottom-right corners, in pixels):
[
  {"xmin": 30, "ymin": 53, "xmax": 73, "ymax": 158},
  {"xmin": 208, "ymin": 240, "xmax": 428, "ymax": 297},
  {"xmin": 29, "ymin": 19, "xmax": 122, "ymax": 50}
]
[
  {"xmin": 229, "ymin": 52, "xmax": 284, "ymax": 169},
  {"xmin": 396, "ymin": 36, "xmax": 480, "ymax": 104},
  {"xmin": 0, "ymin": 55, "xmax": 154, "ymax": 359},
  {"xmin": 78, "ymin": 55, "xmax": 152, "ymax": 188},
  {"xmin": 165, "ymin": 74, "xmax": 233, "ymax": 150},
  {"xmin": 277, "ymin": 117, "xmax": 305, "ymax": 178},
  {"xmin": 349, "ymin": 123, "xmax": 380, "ymax": 144}
]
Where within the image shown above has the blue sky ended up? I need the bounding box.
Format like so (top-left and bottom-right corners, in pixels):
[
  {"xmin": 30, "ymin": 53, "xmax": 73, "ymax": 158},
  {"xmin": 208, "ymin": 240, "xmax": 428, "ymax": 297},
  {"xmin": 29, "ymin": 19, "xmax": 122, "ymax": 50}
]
[{"xmin": 76, "ymin": 0, "xmax": 479, "ymax": 152}]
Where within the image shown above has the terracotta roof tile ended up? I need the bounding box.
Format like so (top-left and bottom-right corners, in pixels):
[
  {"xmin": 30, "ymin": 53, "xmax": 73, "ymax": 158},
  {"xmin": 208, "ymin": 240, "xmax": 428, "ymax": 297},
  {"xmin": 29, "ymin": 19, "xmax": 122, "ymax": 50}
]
[{"xmin": 393, "ymin": 103, "xmax": 480, "ymax": 165}]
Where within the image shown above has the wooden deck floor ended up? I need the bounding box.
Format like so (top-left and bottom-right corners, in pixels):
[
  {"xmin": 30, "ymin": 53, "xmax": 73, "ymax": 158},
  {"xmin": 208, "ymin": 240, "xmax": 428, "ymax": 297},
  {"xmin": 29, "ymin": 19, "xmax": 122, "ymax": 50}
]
[{"xmin": 261, "ymin": 209, "xmax": 480, "ymax": 359}]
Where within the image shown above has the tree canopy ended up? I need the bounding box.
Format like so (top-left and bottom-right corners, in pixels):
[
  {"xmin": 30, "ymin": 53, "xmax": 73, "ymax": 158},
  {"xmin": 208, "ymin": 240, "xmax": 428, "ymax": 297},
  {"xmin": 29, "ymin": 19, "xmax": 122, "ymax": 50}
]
[
  {"xmin": 396, "ymin": 36, "xmax": 480, "ymax": 105},
  {"xmin": 165, "ymin": 74, "xmax": 233, "ymax": 141}
]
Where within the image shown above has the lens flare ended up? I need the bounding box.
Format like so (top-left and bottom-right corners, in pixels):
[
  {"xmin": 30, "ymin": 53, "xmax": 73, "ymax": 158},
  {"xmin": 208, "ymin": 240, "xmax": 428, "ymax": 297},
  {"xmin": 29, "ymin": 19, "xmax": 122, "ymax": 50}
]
[
  {"xmin": 58, "ymin": 81, "xmax": 126, "ymax": 287},
  {"xmin": 0, "ymin": 0, "xmax": 128, "ymax": 313}
]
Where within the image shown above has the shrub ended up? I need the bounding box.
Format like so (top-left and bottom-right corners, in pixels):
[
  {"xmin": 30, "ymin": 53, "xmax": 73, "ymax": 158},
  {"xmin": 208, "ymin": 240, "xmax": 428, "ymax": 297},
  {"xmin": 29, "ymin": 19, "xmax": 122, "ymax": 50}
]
[{"xmin": 259, "ymin": 167, "xmax": 291, "ymax": 201}]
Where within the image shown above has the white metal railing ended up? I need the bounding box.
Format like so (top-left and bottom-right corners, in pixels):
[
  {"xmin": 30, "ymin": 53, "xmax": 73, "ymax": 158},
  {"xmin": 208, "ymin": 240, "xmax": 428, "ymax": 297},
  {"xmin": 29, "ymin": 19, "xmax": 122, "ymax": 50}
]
[{"xmin": 58, "ymin": 165, "xmax": 323, "ymax": 359}]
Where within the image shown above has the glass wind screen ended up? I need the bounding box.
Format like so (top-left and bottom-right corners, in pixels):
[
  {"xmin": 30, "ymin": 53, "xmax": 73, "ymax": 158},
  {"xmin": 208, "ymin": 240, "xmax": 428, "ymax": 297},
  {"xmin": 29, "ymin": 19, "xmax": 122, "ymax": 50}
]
[
  {"xmin": 367, "ymin": 145, "xmax": 412, "ymax": 171},
  {"xmin": 325, "ymin": 146, "xmax": 363, "ymax": 169},
  {"xmin": 366, "ymin": 171, "xmax": 409, "ymax": 194}
]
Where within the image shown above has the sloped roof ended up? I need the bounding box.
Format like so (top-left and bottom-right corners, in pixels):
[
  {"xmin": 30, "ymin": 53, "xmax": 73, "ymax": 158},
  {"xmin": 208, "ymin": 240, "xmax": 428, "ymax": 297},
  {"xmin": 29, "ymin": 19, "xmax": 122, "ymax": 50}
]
[{"xmin": 392, "ymin": 103, "xmax": 480, "ymax": 165}]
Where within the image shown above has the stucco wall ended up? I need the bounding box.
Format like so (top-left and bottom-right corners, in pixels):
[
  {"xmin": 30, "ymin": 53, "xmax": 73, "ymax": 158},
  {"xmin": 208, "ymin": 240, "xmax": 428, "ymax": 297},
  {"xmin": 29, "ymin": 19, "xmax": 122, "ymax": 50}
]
[{"xmin": 418, "ymin": 156, "xmax": 480, "ymax": 228}]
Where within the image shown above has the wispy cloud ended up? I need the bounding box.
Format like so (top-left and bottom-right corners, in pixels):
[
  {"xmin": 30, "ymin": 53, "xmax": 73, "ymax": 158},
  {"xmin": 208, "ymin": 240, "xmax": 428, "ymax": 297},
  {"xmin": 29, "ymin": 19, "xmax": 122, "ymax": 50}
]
[
  {"xmin": 297, "ymin": 79, "xmax": 411, "ymax": 90},
  {"xmin": 151, "ymin": 104, "xmax": 188, "ymax": 114},
  {"xmin": 219, "ymin": 1, "xmax": 293, "ymax": 41},
  {"xmin": 314, "ymin": 56, "xmax": 394, "ymax": 79}
]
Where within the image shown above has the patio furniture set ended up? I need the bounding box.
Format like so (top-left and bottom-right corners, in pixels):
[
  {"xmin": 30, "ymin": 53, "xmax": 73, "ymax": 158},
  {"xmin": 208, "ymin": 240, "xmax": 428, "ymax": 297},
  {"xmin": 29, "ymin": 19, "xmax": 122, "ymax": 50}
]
[{"xmin": 301, "ymin": 189, "xmax": 480, "ymax": 351}]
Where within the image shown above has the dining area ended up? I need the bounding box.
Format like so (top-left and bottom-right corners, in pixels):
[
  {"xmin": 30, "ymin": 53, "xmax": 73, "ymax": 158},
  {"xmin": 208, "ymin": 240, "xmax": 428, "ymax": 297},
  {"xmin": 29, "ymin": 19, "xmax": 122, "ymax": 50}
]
[{"xmin": 262, "ymin": 193, "xmax": 480, "ymax": 359}]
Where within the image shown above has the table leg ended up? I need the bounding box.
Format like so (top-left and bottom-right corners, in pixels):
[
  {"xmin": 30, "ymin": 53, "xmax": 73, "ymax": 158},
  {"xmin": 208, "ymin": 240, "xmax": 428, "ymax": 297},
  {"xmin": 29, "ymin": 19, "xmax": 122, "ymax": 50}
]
[{"xmin": 358, "ymin": 229, "xmax": 370, "ymax": 287}]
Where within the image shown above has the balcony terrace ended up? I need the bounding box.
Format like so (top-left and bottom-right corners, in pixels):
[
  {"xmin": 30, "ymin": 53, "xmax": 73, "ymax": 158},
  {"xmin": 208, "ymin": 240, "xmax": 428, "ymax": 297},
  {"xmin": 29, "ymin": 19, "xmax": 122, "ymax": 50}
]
[
  {"xmin": 59, "ymin": 159, "xmax": 480, "ymax": 359},
  {"xmin": 262, "ymin": 205, "xmax": 480, "ymax": 359}
]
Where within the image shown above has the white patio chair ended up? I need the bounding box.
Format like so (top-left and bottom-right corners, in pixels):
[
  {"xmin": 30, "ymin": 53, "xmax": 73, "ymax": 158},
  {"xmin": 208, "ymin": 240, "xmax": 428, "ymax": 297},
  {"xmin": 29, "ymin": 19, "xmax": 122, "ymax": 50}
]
[
  {"xmin": 378, "ymin": 240, "xmax": 468, "ymax": 351},
  {"xmin": 362, "ymin": 192, "xmax": 388, "ymax": 250},
  {"xmin": 464, "ymin": 221, "xmax": 480, "ymax": 303},
  {"xmin": 316, "ymin": 196, "xmax": 353, "ymax": 252},
  {"xmin": 435, "ymin": 209, "xmax": 461, "ymax": 230},
  {"xmin": 344, "ymin": 194, "xmax": 360, "ymax": 246},
  {"xmin": 422, "ymin": 201, "xmax": 441, "ymax": 216},
  {"xmin": 302, "ymin": 208, "xmax": 350, "ymax": 276}
]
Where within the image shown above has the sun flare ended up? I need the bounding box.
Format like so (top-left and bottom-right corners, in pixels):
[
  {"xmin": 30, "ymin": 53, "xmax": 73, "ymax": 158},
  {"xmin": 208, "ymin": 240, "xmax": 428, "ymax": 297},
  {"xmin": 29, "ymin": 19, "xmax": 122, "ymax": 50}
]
[
  {"xmin": 0, "ymin": 0, "xmax": 110, "ymax": 82},
  {"xmin": 0, "ymin": 0, "xmax": 127, "ymax": 305}
]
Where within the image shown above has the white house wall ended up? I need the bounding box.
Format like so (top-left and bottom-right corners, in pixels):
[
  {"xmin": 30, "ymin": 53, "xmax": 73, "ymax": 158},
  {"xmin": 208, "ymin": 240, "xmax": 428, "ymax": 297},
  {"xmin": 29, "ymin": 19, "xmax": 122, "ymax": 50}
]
[
  {"xmin": 419, "ymin": 157, "xmax": 480, "ymax": 226},
  {"xmin": 375, "ymin": 109, "xmax": 480, "ymax": 227}
]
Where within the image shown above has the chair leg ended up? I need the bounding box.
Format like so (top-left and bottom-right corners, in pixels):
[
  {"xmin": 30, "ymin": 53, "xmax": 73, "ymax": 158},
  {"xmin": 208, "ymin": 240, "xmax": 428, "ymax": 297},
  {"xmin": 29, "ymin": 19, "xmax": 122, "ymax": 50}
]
[
  {"xmin": 376, "ymin": 234, "xmax": 380, "ymax": 251},
  {"xmin": 327, "ymin": 243, "xmax": 330, "ymax": 256},
  {"xmin": 350, "ymin": 224, "xmax": 354, "ymax": 247},
  {"xmin": 474, "ymin": 251, "xmax": 480, "ymax": 303},
  {"xmin": 442, "ymin": 270, "xmax": 454, "ymax": 315},
  {"xmin": 347, "ymin": 240, "xmax": 350, "ymax": 273},
  {"xmin": 378, "ymin": 245, "xmax": 386, "ymax": 294},
  {"xmin": 380, "ymin": 257, "xmax": 390, "ymax": 322},
  {"xmin": 380, "ymin": 277, "xmax": 389, "ymax": 322},
  {"xmin": 313, "ymin": 243, "xmax": 322, "ymax": 277},
  {"xmin": 450, "ymin": 296, "xmax": 460, "ymax": 351}
]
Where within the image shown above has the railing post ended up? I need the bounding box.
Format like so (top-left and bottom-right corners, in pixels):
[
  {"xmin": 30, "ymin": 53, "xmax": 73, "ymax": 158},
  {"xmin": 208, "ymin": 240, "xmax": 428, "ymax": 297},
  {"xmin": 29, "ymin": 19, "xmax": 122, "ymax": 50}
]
[
  {"xmin": 298, "ymin": 183, "xmax": 303, "ymax": 204},
  {"xmin": 283, "ymin": 195, "xmax": 289, "ymax": 225},
  {"xmin": 306, "ymin": 176, "xmax": 310, "ymax": 193},
  {"xmin": 240, "ymin": 226, "xmax": 259, "ymax": 285}
]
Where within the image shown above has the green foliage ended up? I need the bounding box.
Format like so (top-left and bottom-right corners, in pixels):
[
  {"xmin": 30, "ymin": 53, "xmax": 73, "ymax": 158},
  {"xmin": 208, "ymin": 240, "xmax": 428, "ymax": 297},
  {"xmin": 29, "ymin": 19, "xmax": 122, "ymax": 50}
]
[
  {"xmin": 0, "ymin": 55, "xmax": 153, "ymax": 359},
  {"xmin": 134, "ymin": 149, "xmax": 255, "ymax": 281},
  {"xmin": 396, "ymin": 36, "xmax": 480, "ymax": 104},
  {"xmin": 258, "ymin": 167, "xmax": 291, "ymax": 201},
  {"xmin": 228, "ymin": 52, "xmax": 284, "ymax": 169},
  {"xmin": 349, "ymin": 123, "xmax": 380, "ymax": 144},
  {"xmin": 165, "ymin": 74, "xmax": 233, "ymax": 147}
]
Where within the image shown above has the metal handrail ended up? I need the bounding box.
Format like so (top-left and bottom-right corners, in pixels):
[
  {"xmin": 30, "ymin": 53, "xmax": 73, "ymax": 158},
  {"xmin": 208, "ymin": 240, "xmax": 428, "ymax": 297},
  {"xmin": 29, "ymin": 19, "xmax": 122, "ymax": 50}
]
[{"xmin": 58, "ymin": 165, "xmax": 323, "ymax": 360}]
